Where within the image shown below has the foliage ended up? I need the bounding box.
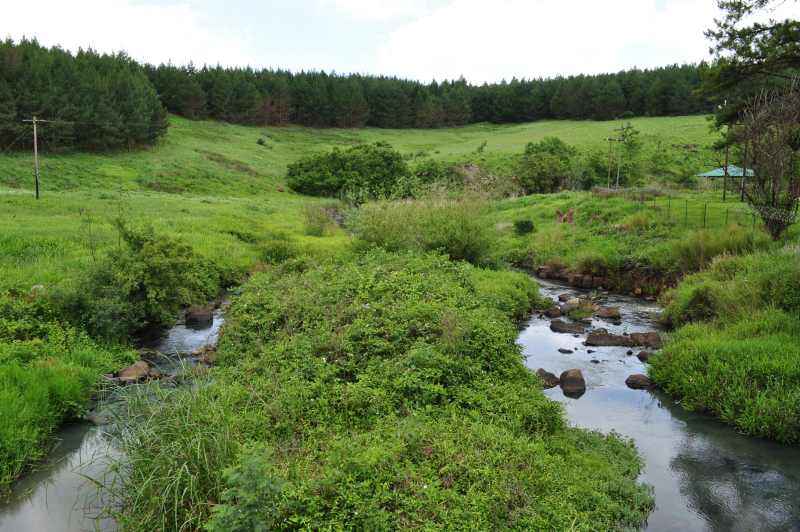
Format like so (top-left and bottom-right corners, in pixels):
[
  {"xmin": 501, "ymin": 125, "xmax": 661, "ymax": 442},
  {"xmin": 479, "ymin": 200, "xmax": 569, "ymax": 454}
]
[
  {"xmin": 513, "ymin": 218, "xmax": 535, "ymax": 235},
  {"xmin": 286, "ymin": 142, "xmax": 410, "ymax": 199},
  {"xmin": 349, "ymin": 194, "xmax": 495, "ymax": 265},
  {"xmin": 517, "ymin": 137, "xmax": 577, "ymax": 193},
  {"xmin": 60, "ymin": 221, "xmax": 221, "ymax": 339},
  {"xmin": 0, "ymin": 38, "xmax": 166, "ymax": 150},
  {"xmin": 109, "ymin": 250, "xmax": 652, "ymax": 530},
  {"xmin": 705, "ymin": 1, "xmax": 800, "ymax": 96}
]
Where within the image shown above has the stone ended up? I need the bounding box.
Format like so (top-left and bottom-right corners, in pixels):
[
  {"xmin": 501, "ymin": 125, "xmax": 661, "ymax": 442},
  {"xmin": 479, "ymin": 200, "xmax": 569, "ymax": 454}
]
[
  {"xmin": 626, "ymin": 374, "xmax": 653, "ymax": 389},
  {"xmin": 590, "ymin": 359, "xmax": 600, "ymax": 364},
  {"xmin": 595, "ymin": 306, "xmax": 621, "ymax": 320},
  {"xmin": 549, "ymin": 319, "xmax": 586, "ymax": 334},
  {"xmin": 637, "ymin": 351, "xmax": 652, "ymax": 363},
  {"xmin": 148, "ymin": 367, "xmax": 162, "ymax": 379},
  {"xmin": 185, "ymin": 305, "xmax": 214, "ymax": 328},
  {"xmin": 544, "ymin": 306, "xmax": 562, "ymax": 318},
  {"xmin": 626, "ymin": 350, "xmax": 634, "ymax": 356},
  {"xmin": 536, "ymin": 368, "xmax": 560, "ymax": 389},
  {"xmin": 560, "ymin": 298, "xmax": 582, "ymax": 313},
  {"xmin": 629, "ymin": 332, "xmax": 663, "ymax": 349},
  {"xmin": 118, "ymin": 361, "xmax": 151, "ymax": 384},
  {"xmin": 634, "ymin": 287, "xmax": 643, "ymax": 296},
  {"xmin": 581, "ymin": 275, "xmax": 594, "ymax": 289},
  {"xmin": 585, "ymin": 329, "xmax": 635, "ymax": 347},
  {"xmin": 558, "ymin": 348, "xmax": 573, "ymax": 354},
  {"xmin": 559, "ymin": 369, "xmax": 586, "ymax": 398},
  {"xmin": 558, "ymin": 293, "xmax": 571, "ymax": 302}
]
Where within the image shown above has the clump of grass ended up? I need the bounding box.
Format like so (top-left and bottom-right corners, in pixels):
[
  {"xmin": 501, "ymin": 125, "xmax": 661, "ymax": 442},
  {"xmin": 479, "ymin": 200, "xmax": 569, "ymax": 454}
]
[
  {"xmin": 513, "ymin": 219, "xmax": 535, "ymax": 235},
  {"xmin": 350, "ymin": 193, "xmax": 495, "ymax": 265}
]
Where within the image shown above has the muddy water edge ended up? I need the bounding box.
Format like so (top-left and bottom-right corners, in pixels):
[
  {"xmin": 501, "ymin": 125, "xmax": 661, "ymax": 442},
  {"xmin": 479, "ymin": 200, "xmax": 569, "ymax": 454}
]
[
  {"xmin": 0, "ymin": 303, "xmax": 227, "ymax": 532},
  {"xmin": 520, "ymin": 278, "xmax": 800, "ymax": 532}
]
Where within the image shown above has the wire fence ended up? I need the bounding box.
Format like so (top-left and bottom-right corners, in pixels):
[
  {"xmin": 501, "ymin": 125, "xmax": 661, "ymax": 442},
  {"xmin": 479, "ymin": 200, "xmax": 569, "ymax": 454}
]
[{"xmin": 592, "ymin": 187, "xmax": 764, "ymax": 232}]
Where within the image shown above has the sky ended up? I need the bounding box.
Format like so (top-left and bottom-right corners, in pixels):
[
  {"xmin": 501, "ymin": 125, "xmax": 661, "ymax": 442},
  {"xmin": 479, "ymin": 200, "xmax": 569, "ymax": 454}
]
[{"xmin": 2, "ymin": 0, "xmax": 798, "ymax": 84}]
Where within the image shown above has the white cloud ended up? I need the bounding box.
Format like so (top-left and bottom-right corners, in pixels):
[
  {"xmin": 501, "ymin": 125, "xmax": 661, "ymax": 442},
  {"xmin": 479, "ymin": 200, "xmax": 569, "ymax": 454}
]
[
  {"xmin": 315, "ymin": 0, "xmax": 431, "ymax": 21},
  {"xmin": 376, "ymin": 0, "xmax": 723, "ymax": 83},
  {"xmin": 0, "ymin": 0, "xmax": 258, "ymax": 67}
]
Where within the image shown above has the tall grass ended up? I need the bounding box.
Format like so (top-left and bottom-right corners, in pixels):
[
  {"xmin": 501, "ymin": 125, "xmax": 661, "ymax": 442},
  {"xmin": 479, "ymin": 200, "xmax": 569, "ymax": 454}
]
[{"xmin": 349, "ymin": 193, "xmax": 494, "ymax": 265}]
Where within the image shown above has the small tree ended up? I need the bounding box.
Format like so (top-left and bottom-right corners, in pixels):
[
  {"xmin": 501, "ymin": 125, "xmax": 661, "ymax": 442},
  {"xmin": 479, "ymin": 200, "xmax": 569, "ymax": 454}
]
[{"xmin": 738, "ymin": 82, "xmax": 800, "ymax": 240}]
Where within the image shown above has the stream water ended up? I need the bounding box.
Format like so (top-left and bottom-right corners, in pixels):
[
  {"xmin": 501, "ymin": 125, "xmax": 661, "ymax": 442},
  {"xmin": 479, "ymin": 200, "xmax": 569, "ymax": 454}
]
[
  {"xmin": 519, "ymin": 279, "xmax": 800, "ymax": 532},
  {"xmin": 0, "ymin": 307, "xmax": 225, "ymax": 532}
]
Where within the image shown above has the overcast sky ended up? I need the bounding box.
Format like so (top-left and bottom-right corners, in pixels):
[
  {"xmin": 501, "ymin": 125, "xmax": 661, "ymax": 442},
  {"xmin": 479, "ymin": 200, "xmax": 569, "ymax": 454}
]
[{"xmin": 2, "ymin": 0, "xmax": 798, "ymax": 84}]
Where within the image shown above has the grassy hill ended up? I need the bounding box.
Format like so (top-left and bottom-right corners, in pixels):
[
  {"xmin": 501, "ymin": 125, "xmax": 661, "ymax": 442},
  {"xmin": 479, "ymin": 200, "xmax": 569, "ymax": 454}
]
[{"xmin": 0, "ymin": 114, "xmax": 716, "ymax": 292}]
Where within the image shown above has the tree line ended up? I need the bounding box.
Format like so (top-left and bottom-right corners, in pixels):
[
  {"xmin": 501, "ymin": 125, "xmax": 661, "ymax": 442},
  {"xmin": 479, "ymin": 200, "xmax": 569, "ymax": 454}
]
[
  {"xmin": 0, "ymin": 39, "xmax": 167, "ymax": 151},
  {"xmin": 0, "ymin": 37, "xmax": 713, "ymax": 151},
  {"xmin": 148, "ymin": 63, "xmax": 711, "ymax": 128}
]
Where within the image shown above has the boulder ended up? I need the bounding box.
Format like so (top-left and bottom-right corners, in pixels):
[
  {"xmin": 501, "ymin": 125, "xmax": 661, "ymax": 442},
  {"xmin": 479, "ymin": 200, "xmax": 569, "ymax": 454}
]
[
  {"xmin": 536, "ymin": 368, "xmax": 560, "ymax": 389},
  {"xmin": 544, "ymin": 306, "xmax": 562, "ymax": 318},
  {"xmin": 558, "ymin": 348, "xmax": 573, "ymax": 354},
  {"xmin": 185, "ymin": 305, "xmax": 214, "ymax": 328},
  {"xmin": 118, "ymin": 361, "xmax": 151, "ymax": 384},
  {"xmin": 626, "ymin": 374, "xmax": 653, "ymax": 389},
  {"xmin": 595, "ymin": 306, "xmax": 621, "ymax": 320},
  {"xmin": 590, "ymin": 359, "xmax": 600, "ymax": 364},
  {"xmin": 585, "ymin": 329, "xmax": 635, "ymax": 347},
  {"xmin": 629, "ymin": 332, "xmax": 663, "ymax": 349},
  {"xmin": 549, "ymin": 319, "xmax": 586, "ymax": 334},
  {"xmin": 559, "ymin": 369, "xmax": 586, "ymax": 398},
  {"xmin": 558, "ymin": 293, "xmax": 571, "ymax": 302},
  {"xmin": 560, "ymin": 298, "xmax": 582, "ymax": 313},
  {"xmin": 637, "ymin": 351, "xmax": 652, "ymax": 363}
]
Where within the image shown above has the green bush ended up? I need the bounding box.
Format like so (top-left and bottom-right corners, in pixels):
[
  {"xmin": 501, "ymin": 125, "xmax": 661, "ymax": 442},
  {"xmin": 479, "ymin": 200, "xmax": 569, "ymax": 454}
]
[
  {"xmin": 513, "ymin": 219, "xmax": 535, "ymax": 235},
  {"xmin": 517, "ymin": 137, "xmax": 577, "ymax": 194},
  {"xmin": 349, "ymin": 194, "xmax": 495, "ymax": 265},
  {"xmin": 286, "ymin": 142, "xmax": 409, "ymax": 199},
  {"xmin": 59, "ymin": 221, "xmax": 221, "ymax": 339}
]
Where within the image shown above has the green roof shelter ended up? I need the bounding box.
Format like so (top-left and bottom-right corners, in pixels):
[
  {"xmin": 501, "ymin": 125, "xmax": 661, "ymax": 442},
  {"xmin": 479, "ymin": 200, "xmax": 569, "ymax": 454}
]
[{"xmin": 696, "ymin": 165, "xmax": 755, "ymax": 178}]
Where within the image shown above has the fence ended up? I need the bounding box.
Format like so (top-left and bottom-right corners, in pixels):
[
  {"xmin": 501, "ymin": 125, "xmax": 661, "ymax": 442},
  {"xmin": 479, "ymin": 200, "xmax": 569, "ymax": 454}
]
[{"xmin": 592, "ymin": 187, "xmax": 763, "ymax": 232}]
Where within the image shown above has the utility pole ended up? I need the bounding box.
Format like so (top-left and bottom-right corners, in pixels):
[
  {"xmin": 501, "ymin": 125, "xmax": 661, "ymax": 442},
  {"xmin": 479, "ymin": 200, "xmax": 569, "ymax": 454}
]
[
  {"xmin": 721, "ymin": 100, "xmax": 729, "ymax": 202},
  {"xmin": 605, "ymin": 133, "xmax": 624, "ymax": 189},
  {"xmin": 22, "ymin": 116, "xmax": 50, "ymax": 199}
]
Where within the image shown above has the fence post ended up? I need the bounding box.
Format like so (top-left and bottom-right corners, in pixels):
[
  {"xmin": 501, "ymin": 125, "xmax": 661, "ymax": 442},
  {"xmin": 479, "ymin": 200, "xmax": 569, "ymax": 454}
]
[{"xmin": 703, "ymin": 203, "xmax": 708, "ymax": 228}]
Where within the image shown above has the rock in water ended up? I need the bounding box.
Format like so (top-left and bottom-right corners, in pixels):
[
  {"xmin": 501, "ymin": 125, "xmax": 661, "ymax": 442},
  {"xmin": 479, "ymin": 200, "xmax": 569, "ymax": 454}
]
[
  {"xmin": 118, "ymin": 361, "xmax": 151, "ymax": 384},
  {"xmin": 559, "ymin": 369, "xmax": 586, "ymax": 398},
  {"xmin": 558, "ymin": 348, "xmax": 573, "ymax": 354},
  {"xmin": 549, "ymin": 319, "xmax": 586, "ymax": 334},
  {"xmin": 586, "ymin": 328, "xmax": 634, "ymax": 347},
  {"xmin": 637, "ymin": 351, "xmax": 652, "ymax": 363},
  {"xmin": 626, "ymin": 374, "xmax": 653, "ymax": 389},
  {"xmin": 536, "ymin": 369, "xmax": 560, "ymax": 389},
  {"xmin": 185, "ymin": 305, "xmax": 214, "ymax": 328},
  {"xmin": 558, "ymin": 293, "xmax": 571, "ymax": 302},
  {"xmin": 544, "ymin": 306, "xmax": 562, "ymax": 318},
  {"xmin": 629, "ymin": 332, "xmax": 662, "ymax": 349},
  {"xmin": 595, "ymin": 306, "xmax": 621, "ymax": 320}
]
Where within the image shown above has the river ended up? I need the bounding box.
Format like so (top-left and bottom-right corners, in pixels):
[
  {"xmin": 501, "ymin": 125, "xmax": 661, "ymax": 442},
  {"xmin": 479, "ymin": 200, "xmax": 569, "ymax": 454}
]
[
  {"xmin": 519, "ymin": 278, "xmax": 800, "ymax": 532},
  {"xmin": 0, "ymin": 306, "xmax": 225, "ymax": 532}
]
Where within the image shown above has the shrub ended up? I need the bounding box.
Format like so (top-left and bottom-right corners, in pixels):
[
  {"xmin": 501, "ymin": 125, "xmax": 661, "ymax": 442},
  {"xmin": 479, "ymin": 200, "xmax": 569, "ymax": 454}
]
[
  {"xmin": 59, "ymin": 221, "xmax": 220, "ymax": 339},
  {"xmin": 286, "ymin": 142, "xmax": 409, "ymax": 199},
  {"xmin": 517, "ymin": 137, "xmax": 577, "ymax": 194},
  {"xmin": 513, "ymin": 219, "xmax": 535, "ymax": 235}
]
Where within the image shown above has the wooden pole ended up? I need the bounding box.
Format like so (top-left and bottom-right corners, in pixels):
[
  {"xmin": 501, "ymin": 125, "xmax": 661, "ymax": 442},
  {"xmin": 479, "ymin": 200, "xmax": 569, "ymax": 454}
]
[{"xmin": 32, "ymin": 116, "xmax": 39, "ymax": 200}]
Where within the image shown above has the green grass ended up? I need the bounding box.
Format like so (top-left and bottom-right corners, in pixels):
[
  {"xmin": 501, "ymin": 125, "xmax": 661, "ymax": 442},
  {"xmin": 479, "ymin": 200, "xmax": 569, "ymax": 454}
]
[{"xmin": 650, "ymin": 247, "xmax": 800, "ymax": 443}]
